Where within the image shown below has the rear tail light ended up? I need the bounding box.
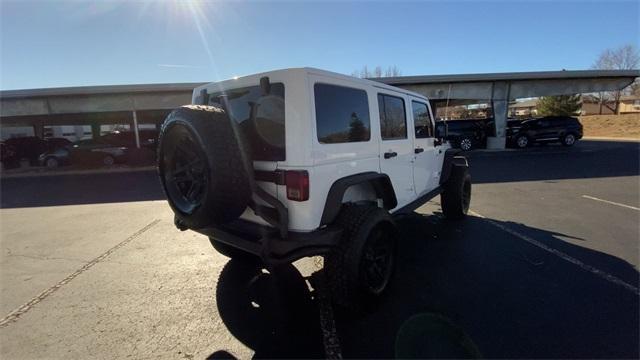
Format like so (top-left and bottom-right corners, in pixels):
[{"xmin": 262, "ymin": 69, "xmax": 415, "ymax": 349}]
[{"xmin": 285, "ymin": 170, "xmax": 309, "ymax": 201}]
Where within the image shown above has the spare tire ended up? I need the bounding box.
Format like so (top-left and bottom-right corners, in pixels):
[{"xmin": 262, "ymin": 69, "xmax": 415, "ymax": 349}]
[{"xmin": 158, "ymin": 105, "xmax": 253, "ymax": 229}]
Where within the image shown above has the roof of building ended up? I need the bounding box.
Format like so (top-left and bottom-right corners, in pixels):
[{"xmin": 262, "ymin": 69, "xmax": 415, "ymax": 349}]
[
  {"xmin": 0, "ymin": 82, "xmax": 204, "ymax": 99},
  {"xmin": 1, "ymin": 69, "xmax": 637, "ymax": 99},
  {"xmin": 375, "ymin": 69, "xmax": 639, "ymax": 86},
  {"xmin": 620, "ymin": 94, "xmax": 640, "ymax": 101},
  {"xmin": 509, "ymin": 99, "xmax": 539, "ymax": 108},
  {"xmin": 582, "ymin": 93, "xmax": 640, "ymax": 103}
]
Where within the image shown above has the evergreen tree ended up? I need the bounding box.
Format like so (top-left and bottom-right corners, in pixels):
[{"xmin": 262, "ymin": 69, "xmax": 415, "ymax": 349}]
[
  {"xmin": 536, "ymin": 95, "xmax": 581, "ymax": 116},
  {"xmin": 348, "ymin": 112, "xmax": 368, "ymax": 141}
]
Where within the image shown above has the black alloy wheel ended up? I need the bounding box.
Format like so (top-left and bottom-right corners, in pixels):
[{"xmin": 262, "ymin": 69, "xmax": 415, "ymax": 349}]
[
  {"xmin": 163, "ymin": 127, "xmax": 209, "ymax": 215},
  {"xmin": 459, "ymin": 138, "xmax": 473, "ymax": 151},
  {"xmin": 563, "ymin": 133, "xmax": 576, "ymax": 146},
  {"xmin": 360, "ymin": 225, "xmax": 394, "ymax": 295},
  {"xmin": 516, "ymin": 135, "xmax": 529, "ymax": 148}
]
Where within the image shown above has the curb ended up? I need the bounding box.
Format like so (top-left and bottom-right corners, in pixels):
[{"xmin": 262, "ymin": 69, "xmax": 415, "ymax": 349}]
[
  {"xmin": 582, "ymin": 137, "xmax": 640, "ymax": 142},
  {"xmin": 0, "ymin": 166, "xmax": 156, "ymax": 179}
]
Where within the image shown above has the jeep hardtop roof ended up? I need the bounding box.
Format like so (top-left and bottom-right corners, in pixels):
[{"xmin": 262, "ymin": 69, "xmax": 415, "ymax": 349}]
[{"xmin": 193, "ymin": 67, "xmax": 429, "ymax": 102}]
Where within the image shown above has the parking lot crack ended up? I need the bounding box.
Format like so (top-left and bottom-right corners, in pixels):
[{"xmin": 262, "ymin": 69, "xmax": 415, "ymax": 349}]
[
  {"xmin": 0, "ymin": 219, "xmax": 161, "ymax": 328},
  {"xmin": 469, "ymin": 210, "xmax": 639, "ymax": 296},
  {"xmin": 4, "ymin": 252, "xmax": 90, "ymax": 264}
]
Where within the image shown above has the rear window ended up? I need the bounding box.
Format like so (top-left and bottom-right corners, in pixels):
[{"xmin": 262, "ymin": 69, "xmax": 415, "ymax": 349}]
[
  {"xmin": 314, "ymin": 83, "xmax": 371, "ymax": 144},
  {"xmin": 209, "ymin": 83, "xmax": 285, "ymax": 161}
]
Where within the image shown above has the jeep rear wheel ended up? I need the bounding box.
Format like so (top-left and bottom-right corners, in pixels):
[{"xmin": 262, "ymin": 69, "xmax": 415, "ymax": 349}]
[
  {"xmin": 325, "ymin": 204, "xmax": 396, "ymax": 311},
  {"xmin": 441, "ymin": 166, "xmax": 471, "ymax": 220},
  {"xmin": 158, "ymin": 105, "xmax": 253, "ymax": 229}
]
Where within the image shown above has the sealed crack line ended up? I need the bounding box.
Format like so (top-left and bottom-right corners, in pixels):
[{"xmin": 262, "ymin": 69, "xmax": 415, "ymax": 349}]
[
  {"xmin": 0, "ymin": 219, "xmax": 161, "ymax": 328},
  {"xmin": 469, "ymin": 210, "xmax": 639, "ymax": 296},
  {"xmin": 312, "ymin": 271, "xmax": 343, "ymax": 359}
]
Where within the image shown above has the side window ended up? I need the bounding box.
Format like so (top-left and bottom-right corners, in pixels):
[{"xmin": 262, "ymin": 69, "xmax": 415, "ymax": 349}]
[
  {"xmin": 411, "ymin": 101, "xmax": 433, "ymax": 138},
  {"xmin": 315, "ymin": 83, "xmax": 371, "ymax": 144},
  {"xmin": 378, "ymin": 94, "xmax": 407, "ymax": 140}
]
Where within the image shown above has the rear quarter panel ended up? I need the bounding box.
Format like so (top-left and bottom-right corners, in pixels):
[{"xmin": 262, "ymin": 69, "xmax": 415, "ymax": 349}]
[{"xmin": 279, "ymin": 72, "xmax": 381, "ymax": 231}]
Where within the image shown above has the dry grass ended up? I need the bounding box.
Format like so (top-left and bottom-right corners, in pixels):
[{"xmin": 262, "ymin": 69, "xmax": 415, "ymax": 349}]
[{"xmin": 578, "ymin": 114, "xmax": 640, "ymax": 139}]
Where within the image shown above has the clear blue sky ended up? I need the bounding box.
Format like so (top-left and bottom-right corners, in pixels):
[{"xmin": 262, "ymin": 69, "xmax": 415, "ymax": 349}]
[{"xmin": 1, "ymin": 0, "xmax": 638, "ymax": 90}]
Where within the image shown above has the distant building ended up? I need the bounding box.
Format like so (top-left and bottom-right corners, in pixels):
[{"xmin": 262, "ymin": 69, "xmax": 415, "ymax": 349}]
[
  {"xmin": 580, "ymin": 94, "xmax": 640, "ymax": 115},
  {"xmin": 507, "ymin": 95, "xmax": 640, "ymax": 117},
  {"xmin": 509, "ymin": 99, "xmax": 538, "ymax": 117}
]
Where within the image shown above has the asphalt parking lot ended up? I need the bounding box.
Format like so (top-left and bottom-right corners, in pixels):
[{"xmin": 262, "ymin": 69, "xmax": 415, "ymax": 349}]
[{"xmin": 1, "ymin": 139, "xmax": 638, "ymax": 359}]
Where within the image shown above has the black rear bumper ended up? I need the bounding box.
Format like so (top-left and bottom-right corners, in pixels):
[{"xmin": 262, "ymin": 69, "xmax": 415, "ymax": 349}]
[{"xmin": 195, "ymin": 219, "xmax": 342, "ymax": 265}]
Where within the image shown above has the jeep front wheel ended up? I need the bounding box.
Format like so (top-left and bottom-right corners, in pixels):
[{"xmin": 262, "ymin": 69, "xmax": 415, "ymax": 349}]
[
  {"xmin": 325, "ymin": 204, "xmax": 396, "ymax": 311},
  {"xmin": 441, "ymin": 166, "xmax": 471, "ymax": 220}
]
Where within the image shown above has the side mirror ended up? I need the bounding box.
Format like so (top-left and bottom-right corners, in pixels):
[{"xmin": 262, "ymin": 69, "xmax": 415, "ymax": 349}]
[
  {"xmin": 434, "ymin": 121, "xmax": 447, "ymax": 139},
  {"xmin": 433, "ymin": 122, "xmax": 447, "ymax": 146}
]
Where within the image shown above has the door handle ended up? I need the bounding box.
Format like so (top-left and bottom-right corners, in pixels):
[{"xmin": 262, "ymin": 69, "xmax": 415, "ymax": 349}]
[
  {"xmin": 383, "ymin": 151, "xmax": 397, "ymax": 159},
  {"xmin": 414, "ymin": 147, "xmax": 424, "ymax": 154}
]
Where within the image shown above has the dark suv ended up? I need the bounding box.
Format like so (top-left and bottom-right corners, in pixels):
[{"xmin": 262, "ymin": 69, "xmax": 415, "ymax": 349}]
[
  {"xmin": 441, "ymin": 118, "xmax": 493, "ymax": 151},
  {"xmin": 507, "ymin": 116, "xmax": 583, "ymax": 148}
]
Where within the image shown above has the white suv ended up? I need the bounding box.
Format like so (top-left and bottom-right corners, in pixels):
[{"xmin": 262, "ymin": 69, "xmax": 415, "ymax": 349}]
[{"xmin": 157, "ymin": 68, "xmax": 471, "ymax": 307}]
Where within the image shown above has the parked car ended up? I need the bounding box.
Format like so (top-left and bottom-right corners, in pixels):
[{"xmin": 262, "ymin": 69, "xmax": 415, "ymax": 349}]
[
  {"xmin": 4, "ymin": 136, "xmax": 48, "ymax": 166},
  {"xmin": 100, "ymin": 129, "xmax": 159, "ymax": 150},
  {"xmin": 507, "ymin": 116, "xmax": 583, "ymax": 148},
  {"xmin": 67, "ymin": 129, "xmax": 159, "ymax": 166},
  {"xmin": 440, "ymin": 118, "xmax": 493, "ymax": 151},
  {"xmin": 157, "ymin": 68, "xmax": 471, "ymax": 309},
  {"xmin": 507, "ymin": 118, "xmax": 526, "ymax": 128},
  {"xmin": 1, "ymin": 141, "xmax": 18, "ymax": 169},
  {"xmin": 3, "ymin": 136, "xmax": 70, "ymax": 166},
  {"xmin": 38, "ymin": 147, "xmax": 71, "ymax": 168},
  {"xmin": 69, "ymin": 136, "xmax": 129, "ymax": 166},
  {"xmin": 45, "ymin": 137, "xmax": 72, "ymax": 151}
]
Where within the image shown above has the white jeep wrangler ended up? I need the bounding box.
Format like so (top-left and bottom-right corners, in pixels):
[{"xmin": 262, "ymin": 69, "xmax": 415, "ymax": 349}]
[{"xmin": 157, "ymin": 68, "xmax": 471, "ymax": 307}]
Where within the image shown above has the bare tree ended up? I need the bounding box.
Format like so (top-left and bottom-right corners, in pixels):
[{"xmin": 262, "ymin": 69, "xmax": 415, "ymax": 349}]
[
  {"xmin": 351, "ymin": 65, "xmax": 402, "ymax": 78},
  {"xmin": 384, "ymin": 65, "xmax": 401, "ymax": 77},
  {"xmin": 591, "ymin": 45, "xmax": 640, "ymax": 114}
]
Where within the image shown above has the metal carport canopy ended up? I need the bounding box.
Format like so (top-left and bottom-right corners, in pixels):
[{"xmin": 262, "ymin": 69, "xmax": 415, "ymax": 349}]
[
  {"xmin": 377, "ymin": 69, "xmax": 639, "ymax": 149},
  {"xmin": 1, "ymin": 70, "xmax": 638, "ymax": 149},
  {"xmin": 0, "ymin": 83, "xmax": 197, "ymax": 145},
  {"xmin": 377, "ymin": 70, "xmax": 639, "ymax": 99}
]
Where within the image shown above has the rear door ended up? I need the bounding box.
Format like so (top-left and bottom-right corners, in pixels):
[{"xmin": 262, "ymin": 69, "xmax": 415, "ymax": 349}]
[
  {"xmin": 377, "ymin": 92, "xmax": 416, "ymax": 208},
  {"xmin": 410, "ymin": 98, "xmax": 438, "ymax": 195},
  {"xmin": 536, "ymin": 118, "xmax": 557, "ymax": 140}
]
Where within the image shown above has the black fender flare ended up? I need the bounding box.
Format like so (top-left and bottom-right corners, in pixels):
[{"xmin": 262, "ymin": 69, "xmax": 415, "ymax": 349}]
[
  {"xmin": 320, "ymin": 172, "xmax": 397, "ymax": 225},
  {"xmin": 440, "ymin": 148, "xmax": 469, "ymax": 185}
]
